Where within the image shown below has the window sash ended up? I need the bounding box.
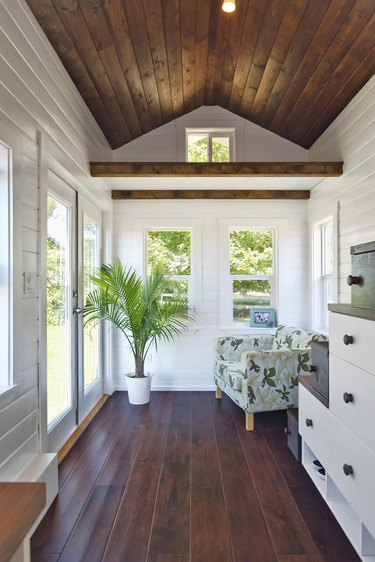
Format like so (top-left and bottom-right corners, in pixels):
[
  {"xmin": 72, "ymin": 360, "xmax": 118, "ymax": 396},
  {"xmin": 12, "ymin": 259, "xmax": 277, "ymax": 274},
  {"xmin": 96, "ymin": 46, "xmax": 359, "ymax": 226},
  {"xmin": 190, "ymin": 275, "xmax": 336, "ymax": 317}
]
[{"xmin": 186, "ymin": 130, "xmax": 234, "ymax": 162}]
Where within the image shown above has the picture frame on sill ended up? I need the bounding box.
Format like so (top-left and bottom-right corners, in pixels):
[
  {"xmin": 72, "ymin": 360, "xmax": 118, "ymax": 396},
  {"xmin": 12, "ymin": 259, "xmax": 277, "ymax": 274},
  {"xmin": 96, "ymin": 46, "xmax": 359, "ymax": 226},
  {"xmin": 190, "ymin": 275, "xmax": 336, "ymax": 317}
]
[{"xmin": 250, "ymin": 307, "xmax": 276, "ymax": 328}]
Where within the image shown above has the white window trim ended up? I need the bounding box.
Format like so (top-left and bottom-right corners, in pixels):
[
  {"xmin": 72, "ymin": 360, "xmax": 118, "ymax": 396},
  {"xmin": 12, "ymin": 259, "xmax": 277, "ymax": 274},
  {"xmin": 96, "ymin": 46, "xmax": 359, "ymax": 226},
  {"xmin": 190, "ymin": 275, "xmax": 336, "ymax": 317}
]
[
  {"xmin": 185, "ymin": 128, "xmax": 235, "ymax": 162},
  {"xmin": 310, "ymin": 205, "xmax": 338, "ymax": 334},
  {"xmin": 0, "ymin": 142, "xmax": 12, "ymax": 392},
  {"xmin": 219, "ymin": 218, "xmax": 287, "ymax": 331}
]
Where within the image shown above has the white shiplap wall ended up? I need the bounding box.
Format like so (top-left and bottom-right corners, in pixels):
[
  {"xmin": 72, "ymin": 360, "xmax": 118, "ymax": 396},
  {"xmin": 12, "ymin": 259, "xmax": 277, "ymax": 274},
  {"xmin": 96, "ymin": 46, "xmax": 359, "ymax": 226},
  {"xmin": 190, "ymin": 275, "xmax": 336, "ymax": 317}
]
[
  {"xmin": 0, "ymin": 0, "xmax": 111, "ymax": 479},
  {"xmin": 113, "ymin": 105, "xmax": 309, "ymax": 162},
  {"xmin": 308, "ymin": 74, "xmax": 375, "ymax": 305},
  {"xmin": 113, "ymin": 199, "xmax": 308, "ymax": 390}
]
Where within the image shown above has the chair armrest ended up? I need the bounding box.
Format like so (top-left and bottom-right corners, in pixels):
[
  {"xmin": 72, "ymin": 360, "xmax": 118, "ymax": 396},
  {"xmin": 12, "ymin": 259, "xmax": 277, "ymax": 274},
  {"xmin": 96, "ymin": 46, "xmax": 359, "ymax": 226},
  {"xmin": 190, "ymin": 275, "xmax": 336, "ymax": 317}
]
[{"xmin": 214, "ymin": 335, "xmax": 274, "ymax": 362}]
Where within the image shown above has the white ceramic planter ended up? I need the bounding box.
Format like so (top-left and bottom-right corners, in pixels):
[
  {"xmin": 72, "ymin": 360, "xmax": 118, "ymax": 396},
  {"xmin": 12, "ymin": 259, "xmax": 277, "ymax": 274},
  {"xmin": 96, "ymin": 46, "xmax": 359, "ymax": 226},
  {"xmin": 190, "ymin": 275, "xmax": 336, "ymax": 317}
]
[{"xmin": 126, "ymin": 373, "xmax": 153, "ymax": 405}]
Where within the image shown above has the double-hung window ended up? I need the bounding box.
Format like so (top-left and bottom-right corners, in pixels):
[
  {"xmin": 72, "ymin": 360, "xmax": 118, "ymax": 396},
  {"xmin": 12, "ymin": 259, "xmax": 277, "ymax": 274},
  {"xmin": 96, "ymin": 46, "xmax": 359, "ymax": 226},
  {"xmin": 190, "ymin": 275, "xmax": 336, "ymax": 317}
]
[
  {"xmin": 229, "ymin": 229, "xmax": 275, "ymax": 325},
  {"xmin": 186, "ymin": 129, "xmax": 234, "ymax": 162},
  {"xmin": 0, "ymin": 142, "xmax": 11, "ymax": 388},
  {"xmin": 146, "ymin": 229, "xmax": 192, "ymax": 302},
  {"xmin": 312, "ymin": 217, "xmax": 334, "ymax": 332}
]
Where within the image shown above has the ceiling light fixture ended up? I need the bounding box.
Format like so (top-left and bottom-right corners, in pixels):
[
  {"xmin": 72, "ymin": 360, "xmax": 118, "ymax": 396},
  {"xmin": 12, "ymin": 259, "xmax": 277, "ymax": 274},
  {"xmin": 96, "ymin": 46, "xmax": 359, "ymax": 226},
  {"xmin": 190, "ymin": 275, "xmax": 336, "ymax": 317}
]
[{"xmin": 222, "ymin": 1, "xmax": 236, "ymax": 13}]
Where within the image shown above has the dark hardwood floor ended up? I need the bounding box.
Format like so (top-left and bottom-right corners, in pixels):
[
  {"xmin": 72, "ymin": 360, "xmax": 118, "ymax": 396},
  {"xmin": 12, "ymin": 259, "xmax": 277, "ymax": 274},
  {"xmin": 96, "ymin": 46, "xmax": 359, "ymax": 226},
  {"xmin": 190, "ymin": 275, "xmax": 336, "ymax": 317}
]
[{"xmin": 31, "ymin": 392, "xmax": 360, "ymax": 562}]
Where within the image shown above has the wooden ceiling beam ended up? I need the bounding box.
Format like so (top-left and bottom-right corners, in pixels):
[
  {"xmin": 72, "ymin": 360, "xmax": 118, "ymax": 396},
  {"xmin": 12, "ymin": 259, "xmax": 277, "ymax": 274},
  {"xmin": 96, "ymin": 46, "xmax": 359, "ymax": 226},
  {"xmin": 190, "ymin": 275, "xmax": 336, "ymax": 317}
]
[
  {"xmin": 91, "ymin": 161, "xmax": 343, "ymax": 177},
  {"xmin": 111, "ymin": 190, "xmax": 310, "ymax": 200}
]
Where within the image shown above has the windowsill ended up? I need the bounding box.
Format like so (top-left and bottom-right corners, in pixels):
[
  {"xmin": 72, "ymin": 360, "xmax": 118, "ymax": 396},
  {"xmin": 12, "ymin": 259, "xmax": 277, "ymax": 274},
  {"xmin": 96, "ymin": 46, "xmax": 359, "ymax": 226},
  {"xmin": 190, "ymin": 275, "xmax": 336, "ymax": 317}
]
[
  {"xmin": 0, "ymin": 384, "xmax": 16, "ymax": 398},
  {"xmin": 0, "ymin": 383, "xmax": 20, "ymax": 409},
  {"xmin": 218, "ymin": 326, "xmax": 277, "ymax": 334}
]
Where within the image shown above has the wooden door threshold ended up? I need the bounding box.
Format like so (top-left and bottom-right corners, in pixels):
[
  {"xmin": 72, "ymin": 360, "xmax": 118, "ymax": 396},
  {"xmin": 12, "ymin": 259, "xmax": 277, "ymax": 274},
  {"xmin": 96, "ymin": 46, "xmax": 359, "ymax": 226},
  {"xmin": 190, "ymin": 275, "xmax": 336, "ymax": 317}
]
[{"xmin": 58, "ymin": 395, "xmax": 109, "ymax": 464}]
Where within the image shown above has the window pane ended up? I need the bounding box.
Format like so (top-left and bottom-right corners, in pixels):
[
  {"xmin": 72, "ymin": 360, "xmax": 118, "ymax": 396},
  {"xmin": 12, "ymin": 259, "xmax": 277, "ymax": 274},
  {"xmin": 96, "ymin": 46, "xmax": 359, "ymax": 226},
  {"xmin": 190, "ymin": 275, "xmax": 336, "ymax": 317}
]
[
  {"xmin": 323, "ymin": 221, "xmax": 333, "ymax": 275},
  {"xmin": 47, "ymin": 196, "xmax": 71, "ymax": 425},
  {"xmin": 147, "ymin": 230, "xmax": 191, "ymax": 275},
  {"xmin": 233, "ymin": 280, "xmax": 271, "ymax": 323},
  {"xmin": 161, "ymin": 280, "xmax": 188, "ymax": 303},
  {"xmin": 212, "ymin": 137, "xmax": 230, "ymax": 162},
  {"xmin": 83, "ymin": 216, "xmax": 100, "ymax": 391},
  {"xmin": 230, "ymin": 230, "xmax": 273, "ymax": 275},
  {"xmin": 187, "ymin": 134, "xmax": 208, "ymax": 162}
]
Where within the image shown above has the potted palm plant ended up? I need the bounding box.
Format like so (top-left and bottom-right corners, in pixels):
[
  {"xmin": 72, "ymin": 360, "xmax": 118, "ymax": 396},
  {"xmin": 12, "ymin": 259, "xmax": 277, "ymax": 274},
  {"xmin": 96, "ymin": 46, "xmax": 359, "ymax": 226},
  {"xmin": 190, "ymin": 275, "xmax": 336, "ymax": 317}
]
[{"xmin": 83, "ymin": 259, "xmax": 195, "ymax": 404}]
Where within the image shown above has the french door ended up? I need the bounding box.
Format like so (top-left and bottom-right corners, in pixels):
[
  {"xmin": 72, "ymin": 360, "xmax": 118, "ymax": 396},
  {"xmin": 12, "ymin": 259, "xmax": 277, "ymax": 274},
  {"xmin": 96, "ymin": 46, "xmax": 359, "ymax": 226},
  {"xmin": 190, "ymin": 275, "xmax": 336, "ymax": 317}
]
[{"xmin": 46, "ymin": 171, "xmax": 103, "ymax": 452}]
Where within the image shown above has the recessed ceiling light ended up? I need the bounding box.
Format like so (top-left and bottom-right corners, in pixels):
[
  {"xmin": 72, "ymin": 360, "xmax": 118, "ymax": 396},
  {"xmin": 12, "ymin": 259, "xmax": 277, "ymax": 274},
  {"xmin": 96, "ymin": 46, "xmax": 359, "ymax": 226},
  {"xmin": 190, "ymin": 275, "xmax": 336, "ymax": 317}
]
[{"xmin": 222, "ymin": 1, "xmax": 236, "ymax": 13}]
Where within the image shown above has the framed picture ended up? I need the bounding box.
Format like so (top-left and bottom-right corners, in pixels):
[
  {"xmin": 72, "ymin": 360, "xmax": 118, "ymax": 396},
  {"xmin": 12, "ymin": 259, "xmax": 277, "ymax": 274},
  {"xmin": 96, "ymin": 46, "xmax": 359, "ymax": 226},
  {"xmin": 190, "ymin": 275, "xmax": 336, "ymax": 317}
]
[{"xmin": 250, "ymin": 307, "xmax": 276, "ymax": 328}]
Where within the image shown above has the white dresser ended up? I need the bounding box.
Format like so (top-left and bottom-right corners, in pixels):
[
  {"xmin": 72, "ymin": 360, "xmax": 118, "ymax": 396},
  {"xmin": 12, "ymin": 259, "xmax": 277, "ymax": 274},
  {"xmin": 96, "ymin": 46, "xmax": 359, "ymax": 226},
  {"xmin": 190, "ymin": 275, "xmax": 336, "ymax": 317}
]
[{"xmin": 299, "ymin": 305, "xmax": 375, "ymax": 561}]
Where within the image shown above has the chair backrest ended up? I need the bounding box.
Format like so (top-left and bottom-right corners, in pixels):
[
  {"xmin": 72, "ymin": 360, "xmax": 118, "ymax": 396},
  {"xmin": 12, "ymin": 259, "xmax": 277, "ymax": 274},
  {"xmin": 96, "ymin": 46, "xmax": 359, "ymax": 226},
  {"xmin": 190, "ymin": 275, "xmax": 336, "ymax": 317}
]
[{"xmin": 272, "ymin": 325, "xmax": 327, "ymax": 350}]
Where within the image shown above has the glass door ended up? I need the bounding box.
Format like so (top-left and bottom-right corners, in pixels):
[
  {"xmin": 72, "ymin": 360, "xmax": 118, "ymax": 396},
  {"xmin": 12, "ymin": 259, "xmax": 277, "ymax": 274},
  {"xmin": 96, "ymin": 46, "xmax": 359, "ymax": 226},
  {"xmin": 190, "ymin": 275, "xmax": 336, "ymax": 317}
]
[
  {"xmin": 46, "ymin": 172, "xmax": 77, "ymax": 452},
  {"xmin": 77, "ymin": 196, "xmax": 103, "ymax": 422}
]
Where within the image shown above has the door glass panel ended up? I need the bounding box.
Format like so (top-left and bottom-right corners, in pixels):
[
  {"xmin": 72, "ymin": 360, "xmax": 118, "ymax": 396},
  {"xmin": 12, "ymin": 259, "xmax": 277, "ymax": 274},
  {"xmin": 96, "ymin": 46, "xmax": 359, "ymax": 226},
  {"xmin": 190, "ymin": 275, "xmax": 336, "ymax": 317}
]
[
  {"xmin": 83, "ymin": 216, "xmax": 100, "ymax": 391},
  {"xmin": 47, "ymin": 196, "xmax": 72, "ymax": 426}
]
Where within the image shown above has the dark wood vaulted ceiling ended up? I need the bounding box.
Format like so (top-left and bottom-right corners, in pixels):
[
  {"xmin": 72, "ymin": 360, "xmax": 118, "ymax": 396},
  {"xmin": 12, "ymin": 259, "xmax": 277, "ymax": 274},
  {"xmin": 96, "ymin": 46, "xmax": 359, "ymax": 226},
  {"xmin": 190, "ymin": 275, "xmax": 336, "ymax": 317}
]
[{"xmin": 26, "ymin": 0, "xmax": 375, "ymax": 150}]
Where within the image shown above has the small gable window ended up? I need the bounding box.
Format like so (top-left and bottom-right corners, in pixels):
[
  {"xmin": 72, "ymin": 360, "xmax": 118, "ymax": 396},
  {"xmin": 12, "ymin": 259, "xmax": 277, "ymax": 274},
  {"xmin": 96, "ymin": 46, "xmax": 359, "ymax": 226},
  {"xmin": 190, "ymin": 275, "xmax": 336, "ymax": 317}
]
[{"xmin": 186, "ymin": 129, "xmax": 234, "ymax": 162}]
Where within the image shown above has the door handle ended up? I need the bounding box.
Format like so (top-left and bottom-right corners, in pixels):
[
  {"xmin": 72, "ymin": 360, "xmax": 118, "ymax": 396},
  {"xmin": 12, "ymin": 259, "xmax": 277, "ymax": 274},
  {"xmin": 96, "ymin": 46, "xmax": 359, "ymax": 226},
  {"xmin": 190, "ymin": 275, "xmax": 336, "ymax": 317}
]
[{"xmin": 73, "ymin": 307, "xmax": 83, "ymax": 314}]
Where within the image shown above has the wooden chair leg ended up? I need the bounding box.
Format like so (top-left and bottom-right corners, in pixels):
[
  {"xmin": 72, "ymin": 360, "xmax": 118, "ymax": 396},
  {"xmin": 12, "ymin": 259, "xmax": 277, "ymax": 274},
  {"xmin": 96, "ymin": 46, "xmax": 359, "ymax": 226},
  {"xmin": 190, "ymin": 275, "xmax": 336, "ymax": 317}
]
[
  {"xmin": 215, "ymin": 387, "xmax": 222, "ymax": 399},
  {"xmin": 245, "ymin": 413, "xmax": 254, "ymax": 431}
]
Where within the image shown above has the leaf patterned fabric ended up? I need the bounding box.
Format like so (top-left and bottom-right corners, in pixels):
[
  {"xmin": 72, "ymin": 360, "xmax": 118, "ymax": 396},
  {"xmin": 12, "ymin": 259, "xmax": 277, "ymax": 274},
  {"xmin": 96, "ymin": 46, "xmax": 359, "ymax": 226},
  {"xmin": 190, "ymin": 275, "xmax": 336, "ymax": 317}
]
[{"xmin": 214, "ymin": 327, "xmax": 327, "ymax": 415}]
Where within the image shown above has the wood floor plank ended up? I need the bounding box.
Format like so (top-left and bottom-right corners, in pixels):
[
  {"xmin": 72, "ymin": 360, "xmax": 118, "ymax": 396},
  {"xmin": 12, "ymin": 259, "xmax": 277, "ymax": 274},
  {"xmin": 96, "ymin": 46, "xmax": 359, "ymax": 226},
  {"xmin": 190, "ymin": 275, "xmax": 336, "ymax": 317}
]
[
  {"xmin": 209, "ymin": 395, "xmax": 277, "ymax": 562},
  {"xmin": 102, "ymin": 392, "xmax": 173, "ymax": 562},
  {"xmin": 96, "ymin": 401, "xmax": 150, "ymax": 485},
  {"xmin": 58, "ymin": 486, "xmax": 124, "ymax": 562},
  {"xmin": 191, "ymin": 392, "xmax": 233, "ymax": 562},
  {"xmin": 231, "ymin": 402, "xmax": 318, "ymax": 557},
  {"xmin": 147, "ymin": 392, "xmax": 192, "ymax": 560},
  {"xmin": 31, "ymin": 395, "xmax": 133, "ymax": 554}
]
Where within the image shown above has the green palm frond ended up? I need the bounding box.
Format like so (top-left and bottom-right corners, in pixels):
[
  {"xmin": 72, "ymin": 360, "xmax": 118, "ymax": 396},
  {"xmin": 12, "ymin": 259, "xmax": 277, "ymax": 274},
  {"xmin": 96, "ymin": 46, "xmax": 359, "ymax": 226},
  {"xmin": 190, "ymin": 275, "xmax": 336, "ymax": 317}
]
[{"xmin": 83, "ymin": 259, "xmax": 195, "ymax": 377}]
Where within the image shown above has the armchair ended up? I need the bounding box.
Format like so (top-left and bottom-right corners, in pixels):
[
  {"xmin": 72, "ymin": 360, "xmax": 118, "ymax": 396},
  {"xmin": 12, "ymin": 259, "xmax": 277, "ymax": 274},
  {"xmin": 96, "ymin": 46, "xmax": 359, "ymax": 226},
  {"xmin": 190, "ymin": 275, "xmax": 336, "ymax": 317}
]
[{"xmin": 214, "ymin": 325, "xmax": 327, "ymax": 430}]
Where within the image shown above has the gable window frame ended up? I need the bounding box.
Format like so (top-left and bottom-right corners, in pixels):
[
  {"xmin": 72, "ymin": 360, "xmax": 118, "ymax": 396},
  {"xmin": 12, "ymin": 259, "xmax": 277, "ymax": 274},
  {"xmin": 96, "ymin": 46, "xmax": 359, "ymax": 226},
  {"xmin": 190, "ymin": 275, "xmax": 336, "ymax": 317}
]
[{"xmin": 185, "ymin": 128, "xmax": 235, "ymax": 162}]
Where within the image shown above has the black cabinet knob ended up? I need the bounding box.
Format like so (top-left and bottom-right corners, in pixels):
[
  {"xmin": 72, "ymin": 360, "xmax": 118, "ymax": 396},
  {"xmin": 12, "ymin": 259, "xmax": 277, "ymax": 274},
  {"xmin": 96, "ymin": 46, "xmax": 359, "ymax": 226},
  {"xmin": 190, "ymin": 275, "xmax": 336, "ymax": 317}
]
[
  {"xmin": 343, "ymin": 464, "xmax": 353, "ymax": 476},
  {"xmin": 347, "ymin": 275, "xmax": 361, "ymax": 286},
  {"xmin": 305, "ymin": 418, "xmax": 313, "ymax": 427},
  {"xmin": 343, "ymin": 392, "xmax": 354, "ymax": 404},
  {"xmin": 343, "ymin": 334, "xmax": 354, "ymax": 345},
  {"xmin": 309, "ymin": 365, "xmax": 317, "ymax": 372},
  {"xmin": 284, "ymin": 427, "xmax": 290, "ymax": 435}
]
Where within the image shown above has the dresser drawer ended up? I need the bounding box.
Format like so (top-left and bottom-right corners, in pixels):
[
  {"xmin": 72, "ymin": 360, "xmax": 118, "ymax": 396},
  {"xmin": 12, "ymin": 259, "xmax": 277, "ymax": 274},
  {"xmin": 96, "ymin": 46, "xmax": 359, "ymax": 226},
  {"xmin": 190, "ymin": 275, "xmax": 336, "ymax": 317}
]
[
  {"xmin": 330, "ymin": 356, "xmax": 375, "ymax": 454},
  {"xmin": 329, "ymin": 312, "xmax": 375, "ymax": 375},
  {"xmin": 298, "ymin": 385, "xmax": 330, "ymax": 464},
  {"xmin": 325, "ymin": 417, "xmax": 375, "ymax": 538}
]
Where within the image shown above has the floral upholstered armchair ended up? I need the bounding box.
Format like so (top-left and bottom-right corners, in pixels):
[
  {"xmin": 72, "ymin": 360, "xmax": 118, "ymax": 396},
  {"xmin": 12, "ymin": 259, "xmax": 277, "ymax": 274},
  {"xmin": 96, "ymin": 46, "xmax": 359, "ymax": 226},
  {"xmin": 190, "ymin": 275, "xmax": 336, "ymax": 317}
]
[{"xmin": 214, "ymin": 325, "xmax": 327, "ymax": 430}]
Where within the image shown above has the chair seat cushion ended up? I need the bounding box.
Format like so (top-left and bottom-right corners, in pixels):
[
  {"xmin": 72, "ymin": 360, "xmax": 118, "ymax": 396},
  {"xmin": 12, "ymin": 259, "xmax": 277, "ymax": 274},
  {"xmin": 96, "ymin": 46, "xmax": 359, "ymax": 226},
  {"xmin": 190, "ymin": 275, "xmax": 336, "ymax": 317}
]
[{"xmin": 214, "ymin": 360, "xmax": 244, "ymax": 392}]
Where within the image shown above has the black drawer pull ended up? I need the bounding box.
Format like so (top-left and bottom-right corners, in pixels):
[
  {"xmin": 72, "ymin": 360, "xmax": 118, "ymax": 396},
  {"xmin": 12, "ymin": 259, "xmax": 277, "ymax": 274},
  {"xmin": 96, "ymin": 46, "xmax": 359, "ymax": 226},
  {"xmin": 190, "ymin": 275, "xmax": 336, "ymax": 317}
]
[
  {"xmin": 343, "ymin": 392, "xmax": 354, "ymax": 404},
  {"xmin": 309, "ymin": 365, "xmax": 317, "ymax": 372},
  {"xmin": 347, "ymin": 275, "xmax": 361, "ymax": 286},
  {"xmin": 343, "ymin": 464, "xmax": 353, "ymax": 476},
  {"xmin": 305, "ymin": 418, "xmax": 313, "ymax": 427},
  {"xmin": 284, "ymin": 427, "xmax": 290, "ymax": 435},
  {"xmin": 343, "ymin": 334, "xmax": 354, "ymax": 345}
]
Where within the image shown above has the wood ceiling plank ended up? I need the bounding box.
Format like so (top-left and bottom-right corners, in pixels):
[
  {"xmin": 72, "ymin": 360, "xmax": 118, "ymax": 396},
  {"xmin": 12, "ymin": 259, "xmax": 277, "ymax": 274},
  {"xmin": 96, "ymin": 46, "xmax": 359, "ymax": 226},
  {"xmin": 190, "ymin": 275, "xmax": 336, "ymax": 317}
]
[
  {"xmin": 102, "ymin": 0, "xmax": 153, "ymax": 135},
  {"xmin": 216, "ymin": 0, "xmax": 250, "ymax": 108},
  {"xmin": 289, "ymin": 8, "xmax": 375, "ymax": 146},
  {"xmin": 194, "ymin": 0, "xmax": 211, "ymax": 108},
  {"xmin": 250, "ymin": 0, "xmax": 310, "ymax": 121},
  {"xmin": 279, "ymin": 0, "xmax": 375, "ymax": 142},
  {"xmin": 52, "ymin": 0, "xmax": 131, "ymax": 146},
  {"xmin": 204, "ymin": 0, "xmax": 221, "ymax": 105},
  {"xmin": 228, "ymin": 0, "xmax": 268, "ymax": 112},
  {"xmin": 269, "ymin": 0, "xmax": 355, "ymax": 134},
  {"xmin": 299, "ymin": 40, "xmax": 375, "ymax": 147},
  {"xmin": 111, "ymin": 190, "xmax": 310, "ymax": 200},
  {"xmin": 239, "ymin": 0, "xmax": 289, "ymax": 117},
  {"xmin": 99, "ymin": 45, "xmax": 142, "ymax": 139},
  {"xmin": 180, "ymin": 0, "xmax": 197, "ymax": 114},
  {"xmin": 162, "ymin": 0, "xmax": 184, "ymax": 119},
  {"xmin": 25, "ymin": 0, "xmax": 74, "ymax": 54},
  {"xmin": 90, "ymin": 161, "xmax": 343, "ymax": 177},
  {"xmin": 259, "ymin": 0, "xmax": 331, "ymax": 129},
  {"xmin": 142, "ymin": 0, "xmax": 173, "ymax": 123},
  {"xmin": 78, "ymin": 0, "xmax": 112, "ymax": 51},
  {"xmin": 123, "ymin": 1, "xmax": 163, "ymax": 129}
]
